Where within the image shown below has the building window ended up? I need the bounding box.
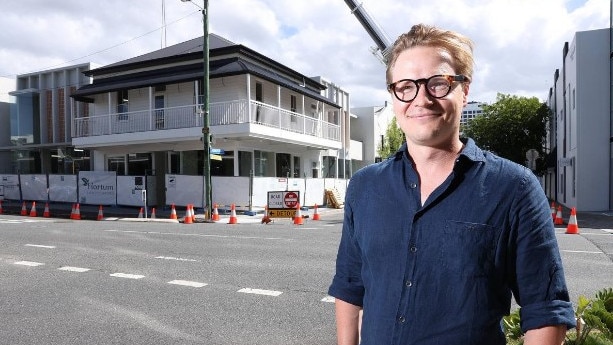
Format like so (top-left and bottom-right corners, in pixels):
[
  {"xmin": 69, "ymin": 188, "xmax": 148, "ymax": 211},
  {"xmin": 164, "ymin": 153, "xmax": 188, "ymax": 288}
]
[
  {"xmin": 127, "ymin": 153, "xmax": 152, "ymax": 175},
  {"xmin": 254, "ymin": 150, "xmax": 274, "ymax": 177},
  {"xmin": 290, "ymin": 95, "xmax": 297, "ymax": 122},
  {"xmin": 239, "ymin": 151, "xmax": 253, "ymax": 177},
  {"xmin": 293, "ymin": 156, "xmax": 301, "ymax": 177},
  {"xmin": 108, "ymin": 155, "xmax": 126, "ymax": 175}
]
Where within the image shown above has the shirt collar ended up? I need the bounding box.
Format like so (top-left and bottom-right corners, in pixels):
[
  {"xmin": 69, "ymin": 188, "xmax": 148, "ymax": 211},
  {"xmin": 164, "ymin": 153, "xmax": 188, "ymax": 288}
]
[{"xmin": 392, "ymin": 137, "xmax": 487, "ymax": 163}]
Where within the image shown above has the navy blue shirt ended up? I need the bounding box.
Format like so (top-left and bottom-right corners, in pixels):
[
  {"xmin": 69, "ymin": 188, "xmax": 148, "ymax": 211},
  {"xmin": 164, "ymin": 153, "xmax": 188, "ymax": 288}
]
[{"xmin": 328, "ymin": 138, "xmax": 575, "ymax": 345}]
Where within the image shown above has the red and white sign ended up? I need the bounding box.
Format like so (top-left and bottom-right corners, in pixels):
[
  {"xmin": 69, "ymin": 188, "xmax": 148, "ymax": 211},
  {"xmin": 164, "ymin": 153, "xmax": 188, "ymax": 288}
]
[{"xmin": 267, "ymin": 191, "xmax": 300, "ymax": 209}]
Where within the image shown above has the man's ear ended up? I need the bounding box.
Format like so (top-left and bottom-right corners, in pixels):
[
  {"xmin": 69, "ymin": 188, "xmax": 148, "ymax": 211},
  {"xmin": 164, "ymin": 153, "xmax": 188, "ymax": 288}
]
[{"xmin": 462, "ymin": 83, "xmax": 470, "ymax": 106}]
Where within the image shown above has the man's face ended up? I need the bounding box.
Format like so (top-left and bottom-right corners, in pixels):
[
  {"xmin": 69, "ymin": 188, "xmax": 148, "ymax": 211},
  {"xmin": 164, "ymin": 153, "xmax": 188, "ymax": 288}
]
[{"xmin": 389, "ymin": 46, "xmax": 469, "ymax": 149}]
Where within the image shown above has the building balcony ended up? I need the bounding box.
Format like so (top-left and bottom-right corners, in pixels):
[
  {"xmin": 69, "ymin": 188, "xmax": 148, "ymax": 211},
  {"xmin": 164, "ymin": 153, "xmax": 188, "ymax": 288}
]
[{"xmin": 72, "ymin": 99, "xmax": 342, "ymax": 149}]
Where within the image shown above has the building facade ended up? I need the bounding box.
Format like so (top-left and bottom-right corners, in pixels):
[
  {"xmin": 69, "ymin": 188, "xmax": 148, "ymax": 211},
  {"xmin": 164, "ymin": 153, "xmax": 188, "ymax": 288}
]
[{"xmin": 546, "ymin": 28, "xmax": 611, "ymax": 211}]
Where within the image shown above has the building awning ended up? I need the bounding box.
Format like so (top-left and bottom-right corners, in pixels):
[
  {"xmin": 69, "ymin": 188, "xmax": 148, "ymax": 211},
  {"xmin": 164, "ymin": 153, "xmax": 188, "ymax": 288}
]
[{"xmin": 71, "ymin": 57, "xmax": 339, "ymax": 108}]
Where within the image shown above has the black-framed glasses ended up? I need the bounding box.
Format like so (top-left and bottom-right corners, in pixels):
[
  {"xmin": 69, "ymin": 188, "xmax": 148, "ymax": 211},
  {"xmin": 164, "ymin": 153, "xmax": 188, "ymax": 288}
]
[{"xmin": 387, "ymin": 74, "xmax": 468, "ymax": 103}]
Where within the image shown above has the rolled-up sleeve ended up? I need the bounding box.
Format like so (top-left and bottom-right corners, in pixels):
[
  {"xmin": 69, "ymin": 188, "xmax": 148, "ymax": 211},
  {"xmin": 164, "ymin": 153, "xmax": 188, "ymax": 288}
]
[
  {"xmin": 510, "ymin": 170, "xmax": 576, "ymax": 332},
  {"xmin": 328, "ymin": 186, "xmax": 365, "ymax": 307}
]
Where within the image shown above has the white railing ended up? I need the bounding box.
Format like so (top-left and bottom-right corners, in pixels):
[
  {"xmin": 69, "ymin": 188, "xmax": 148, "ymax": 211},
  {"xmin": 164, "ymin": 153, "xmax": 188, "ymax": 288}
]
[{"xmin": 73, "ymin": 100, "xmax": 341, "ymax": 141}]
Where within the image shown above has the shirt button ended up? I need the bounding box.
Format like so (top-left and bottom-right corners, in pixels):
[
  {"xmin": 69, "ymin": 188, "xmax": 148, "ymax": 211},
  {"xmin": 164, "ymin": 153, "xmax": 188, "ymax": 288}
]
[
  {"xmin": 410, "ymin": 246, "xmax": 417, "ymax": 253},
  {"xmin": 409, "ymin": 182, "xmax": 417, "ymax": 189},
  {"xmin": 405, "ymin": 280, "xmax": 412, "ymax": 287},
  {"xmin": 398, "ymin": 316, "xmax": 406, "ymax": 323}
]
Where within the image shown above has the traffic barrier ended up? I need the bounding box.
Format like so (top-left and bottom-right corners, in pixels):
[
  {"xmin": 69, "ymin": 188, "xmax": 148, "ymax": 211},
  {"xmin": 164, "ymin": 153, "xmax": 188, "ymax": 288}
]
[
  {"xmin": 183, "ymin": 205, "xmax": 193, "ymax": 224},
  {"xmin": 566, "ymin": 207, "xmax": 580, "ymax": 234},
  {"xmin": 312, "ymin": 204, "xmax": 320, "ymax": 221},
  {"xmin": 554, "ymin": 206, "xmax": 564, "ymax": 225},
  {"xmin": 29, "ymin": 202, "xmax": 37, "ymax": 217},
  {"xmin": 170, "ymin": 203, "xmax": 178, "ymax": 220},
  {"xmin": 212, "ymin": 203, "xmax": 220, "ymax": 221},
  {"xmin": 150, "ymin": 207, "xmax": 156, "ymax": 219},
  {"xmin": 293, "ymin": 203, "xmax": 304, "ymax": 225},
  {"xmin": 21, "ymin": 202, "xmax": 27, "ymax": 216},
  {"xmin": 261, "ymin": 205, "xmax": 272, "ymax": 224},
  {"xmin": 72, "ymin": 204, "xmax": 81, "ymax": 220},
  {"xmin": 43, "ymin": 202, "xmax": 51, "ymax": 218},
  {"xmin": 228, "ymin": 204, "xmax": 238, "ymax": 224},
  {"xmin": 0, "ymin": 200, "xmax": 3, "ymax": 214},
  {"xmin": 137, "ymin": 207, "xmax": 144, "ymax": 218},
  {"xmin": 550, "ymin": 202, "xmax": 556, "ymax": 220},
  {"xmin": 97, "ymin": 205, "xmax": 104, "ymax": 221}
]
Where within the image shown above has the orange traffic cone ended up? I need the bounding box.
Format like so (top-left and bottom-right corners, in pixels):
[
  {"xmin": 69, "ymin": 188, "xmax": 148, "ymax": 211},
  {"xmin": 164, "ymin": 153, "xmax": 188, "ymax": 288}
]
[
  {"xmin": 212, "ymin": 203, "xmax": 220, "ymax": 221},
  {"xmin": 150, "ymin": 208, "xmax": 156, "ymax": 219},
  {"xmin": 97, "ymin": 205, "xmax": 104, "ymax": 221},
  {"xmin": 312, "ymin": 204, "xmax": 321, "ymax": 221},
  {"xmin": 554, "ymin": 206, "xmax": 564, "ymax": 225},
  {"xmin": 261, "ymin": 205, "xmax": 272, "ymax": 224},
  {"xmin": 43, "ymin": 202, "xmax": 51, "ymax": 218},
  {"xmin": 228, "ymin": 203, "xmax": 238, "ymax": 224},
  {"xmin": 294, "ymin": 203, "xmax": 304, "ymax": 225},
  {"xmin": 170, "ymin": 203, "xmax": 178, "ymax": 220},
  {"xmin": 550, "ymin": 202, "xmax": 556, "ymax": 220},
  {"xmin": 190, "ymin": 204, "xmax": 196, "ymax": 223},
  {"xmin": 70, "ymin": 204, "xmax": 76, "ymax": 219},
  {"xmin": 0, "ymin": 200, "xmax": 4, "ymax": 214},
  {"xmin": 137, "ymin": 207, "xmax": 144, "ymax": 218},
  {"xmin": 29, "ymin": 202, "xmax": 37, "ymax": 217},
  {"xmin": 72, "ymin": 204, "xmax": 81, "ymax": 220},
  {"xmin": 183, "ymin": 205, "xmax": 193, "ymax": 224},
  {"xmin": 21, "ymin": 202, "xmax": 28, "ymax": 216},
  {"xmin": 566, "ymin": 207, "xmax": 580, "ymax": 234}
]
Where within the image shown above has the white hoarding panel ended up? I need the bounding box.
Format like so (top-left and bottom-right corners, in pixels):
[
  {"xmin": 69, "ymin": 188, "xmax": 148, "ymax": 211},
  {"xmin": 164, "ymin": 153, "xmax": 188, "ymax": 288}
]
[
  {"xmin": 0, "ymin": 175, "xmax": 21, "ymax": 200},
  {"xmin": 166, "ymin": 175, "xmax": 203, "ymax": 208},
  {"xmin": 48, "ymin": 175, "xmax": 77, "ymax": 203},
  {"xmin": 117, "ymin": 176, "xmax": 147, "ymax": 206},
  {"xmin": 78, "ymin": 171, "xmax": 117, "ymax": 205},
  {"xmin": 21, "ymin": 174, "xmax": 48, "ymax": 201}
]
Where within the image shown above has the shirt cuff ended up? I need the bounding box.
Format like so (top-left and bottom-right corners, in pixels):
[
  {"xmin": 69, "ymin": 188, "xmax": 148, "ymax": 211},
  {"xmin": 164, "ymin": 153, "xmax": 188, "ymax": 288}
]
[
  {"xmin": 328, "ymin": 275, "xmax": 364, "ymax": 307},
  {"xmin": 520, "ymin": 300, "xmax": 576, "ymax": 332}
]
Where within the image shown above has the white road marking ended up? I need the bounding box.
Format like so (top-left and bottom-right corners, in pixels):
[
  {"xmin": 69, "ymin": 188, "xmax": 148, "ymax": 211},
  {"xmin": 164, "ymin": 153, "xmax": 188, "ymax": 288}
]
[
  {"xmin": 321, "ymin": 296, "xmax": 335, "ymax": 303},
  {"xmin": 110, "ymin": 273, "xmax": 145, "ymax": 279},
  {"xmin": 155, "ymin": 256, "xmax": 199, "ymax": 262},
  {"xmin": 561, "ymin": 250, "xmax": 603, "ymax": 254},
  {"xmin": 167, "ymin": 280, "xmax": 208, "ymax": 288},
  {"xmin": 58, "ymin": 266, "xmax": 91, "ymax": 272},
  {"xmin": 14, "ymin": 261, "xmax": 44, "ymax": 266},
  {"xmin": 237, "ymin": 288, "xmax": 283, "ymax": 297},
  {"xmin": 25, "ymin": 244, "xmax": 56, "ymax": 249}
]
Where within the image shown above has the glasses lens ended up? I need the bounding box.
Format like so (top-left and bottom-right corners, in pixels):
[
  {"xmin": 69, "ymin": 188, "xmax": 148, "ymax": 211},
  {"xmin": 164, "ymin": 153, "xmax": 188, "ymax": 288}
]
[
  {"xmin": 426, "ymin": 76, "xmax": 452, "ymax": 98},
  {"xmin": 392, "ymin": 80, "xmax": 418, "ymax": 102}
]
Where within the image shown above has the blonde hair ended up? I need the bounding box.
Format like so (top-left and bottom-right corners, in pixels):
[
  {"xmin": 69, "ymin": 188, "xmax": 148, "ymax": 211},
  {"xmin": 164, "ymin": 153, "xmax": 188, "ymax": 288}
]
[{"xmin": 385, "ymin": 24, "xmax": 474, "ymax": 85}]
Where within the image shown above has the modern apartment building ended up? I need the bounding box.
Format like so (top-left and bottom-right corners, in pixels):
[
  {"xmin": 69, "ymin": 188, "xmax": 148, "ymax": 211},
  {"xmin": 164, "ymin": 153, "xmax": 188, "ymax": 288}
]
[{"xmin": 546, "ymin": 28, "xmax": 611, "ymax": 211}]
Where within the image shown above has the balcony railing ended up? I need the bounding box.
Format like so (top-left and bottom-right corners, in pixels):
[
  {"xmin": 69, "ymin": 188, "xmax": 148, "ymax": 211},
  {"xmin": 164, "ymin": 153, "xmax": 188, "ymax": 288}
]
[{"xmin": 73, "ymin": 99, "xmax": 340, "ymax": 141}]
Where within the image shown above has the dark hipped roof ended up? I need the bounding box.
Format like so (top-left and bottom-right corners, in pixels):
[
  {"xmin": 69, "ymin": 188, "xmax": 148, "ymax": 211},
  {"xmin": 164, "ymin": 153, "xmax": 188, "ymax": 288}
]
[
  {"xmin": 73, "ymin": 33, "xmax": 336, "ymax": 106},
  {"xmin": 72, "ymin": 57, "xmax": 337, "ymax": 107}
]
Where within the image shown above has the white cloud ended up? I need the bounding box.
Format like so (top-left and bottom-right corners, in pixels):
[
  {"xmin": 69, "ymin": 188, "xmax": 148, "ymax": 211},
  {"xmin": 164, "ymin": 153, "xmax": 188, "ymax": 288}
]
[{"xmin": 0, "ymin": 0, "xmax": 609, "ymax": 107}]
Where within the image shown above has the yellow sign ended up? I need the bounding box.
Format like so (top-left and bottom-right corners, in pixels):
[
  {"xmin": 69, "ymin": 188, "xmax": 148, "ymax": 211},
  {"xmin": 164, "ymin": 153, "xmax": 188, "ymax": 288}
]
[{"xmin": 268, "ymin": 209, "xmax": 296, "ymax": 218}]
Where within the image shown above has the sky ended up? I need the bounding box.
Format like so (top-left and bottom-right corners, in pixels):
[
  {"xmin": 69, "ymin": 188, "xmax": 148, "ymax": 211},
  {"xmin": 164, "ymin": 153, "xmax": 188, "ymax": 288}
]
[{"xmin": 0, "ymin": 0, "xmax": 610, "ymax": 108}]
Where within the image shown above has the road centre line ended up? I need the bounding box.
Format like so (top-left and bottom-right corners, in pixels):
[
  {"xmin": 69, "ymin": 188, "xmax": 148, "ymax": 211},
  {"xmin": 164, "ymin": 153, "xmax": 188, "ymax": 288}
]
[
  {"xmin": 237, "ymin": 288, "xmax": 283, "ymax": 297},
  {"xmin": 167, "ymin": 280, "xmax": 208, "ymax": 288},
  {"xmin": 58, "ymin": 266, "xmax": 91, "ymax": 272},
  {"xmin": 104, "ymin": 229, "xmax": 292, "ymax": 241},
  {"xmin": 110, "ymin": 273, "xmax": 145, "ymax": 279},
  {"xmin": 25, "ymin": 244, "xmax": 56, "ymax": 249},
  {"xmin": 561, "ymin": 250, "xmax": 604, "ymax": 254},
  {"xmin": 14, "ymin": 261, "xmax": 44, "ymax": 266},
  {"xmin": 321, "ymin": 296, "xmax": 335, "ymax": 303},
  {"xmin": 155, "ymin": 256, "xmax": 200, "ymax": 262}
]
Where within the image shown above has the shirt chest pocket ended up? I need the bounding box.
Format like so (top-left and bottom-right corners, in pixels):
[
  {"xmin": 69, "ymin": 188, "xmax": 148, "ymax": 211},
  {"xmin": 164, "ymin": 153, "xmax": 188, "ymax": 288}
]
[{"xmin": 439, "ymin": 221, "xmax": 497, "ymax": 278}]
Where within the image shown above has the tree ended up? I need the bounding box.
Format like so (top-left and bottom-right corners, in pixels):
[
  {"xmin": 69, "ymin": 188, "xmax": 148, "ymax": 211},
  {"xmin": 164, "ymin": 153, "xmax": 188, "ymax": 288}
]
[
  {"xmin": 462, "ymin": 94, "xmax": 549, "ymax": 175},
  {"xmin": 377, "ymin": 116, "xmax": 405, "ymax": 160}
]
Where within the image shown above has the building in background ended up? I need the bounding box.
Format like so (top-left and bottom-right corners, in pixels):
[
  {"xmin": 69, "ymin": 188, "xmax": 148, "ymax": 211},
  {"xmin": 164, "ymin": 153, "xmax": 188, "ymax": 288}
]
[
  {"xmin": 546, "ymin": 28, "xmax": 611, "ymax": 211},
  {"xmin": 461, "ymin": 101, "xmax": 485, "ymax": 127},
  {"xmin": 0, "ymin": 65, "xmax": 94, "ymax": 175},
  {"xmin": 0, "ymin": 77, "xmax": 15, "ymax": 171},
  {"xmin": 350, "ymin": 103, "xmax": 394, "ymax": 171}
]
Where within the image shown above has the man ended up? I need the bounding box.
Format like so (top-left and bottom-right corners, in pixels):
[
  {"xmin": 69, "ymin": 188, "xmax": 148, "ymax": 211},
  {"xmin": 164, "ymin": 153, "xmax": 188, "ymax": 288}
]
[{"xmin": 328, "ymin": 24, "xmax": 575, "ymax": 345}]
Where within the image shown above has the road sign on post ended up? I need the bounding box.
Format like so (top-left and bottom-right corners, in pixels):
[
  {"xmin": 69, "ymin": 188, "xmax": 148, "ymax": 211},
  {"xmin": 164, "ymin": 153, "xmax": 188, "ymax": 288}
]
[{"xmin": 267, "ymin": 191, "xmax": 300, "ymax": 218}]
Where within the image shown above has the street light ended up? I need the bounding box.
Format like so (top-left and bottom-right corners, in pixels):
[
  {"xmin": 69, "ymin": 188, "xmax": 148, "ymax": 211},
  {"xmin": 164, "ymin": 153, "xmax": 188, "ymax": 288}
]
[{"xmin": 181, "ymin": 0, "xmax": 212, "ymax": 220}]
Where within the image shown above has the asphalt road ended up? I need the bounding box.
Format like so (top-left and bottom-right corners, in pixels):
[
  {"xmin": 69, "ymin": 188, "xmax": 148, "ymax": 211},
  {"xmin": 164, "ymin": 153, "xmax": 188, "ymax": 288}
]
[{"xmin": 0, "ymin": 211, "xmax": 611, "ymax": 344}]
